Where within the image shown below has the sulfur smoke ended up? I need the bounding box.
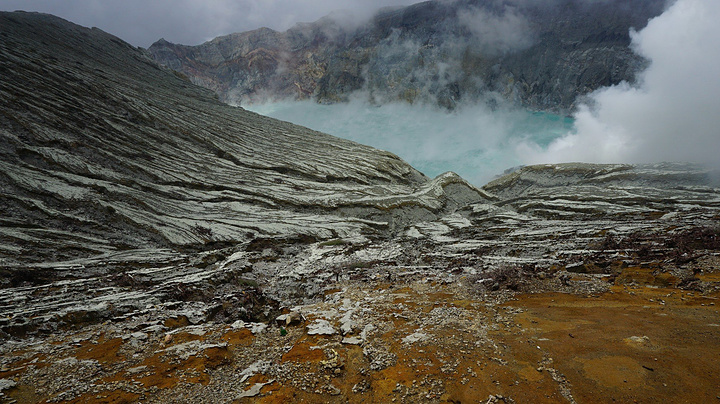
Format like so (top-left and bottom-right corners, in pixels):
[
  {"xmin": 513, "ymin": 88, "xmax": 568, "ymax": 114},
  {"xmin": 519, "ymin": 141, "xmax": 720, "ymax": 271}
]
[{"xmin": 518, "ymin": 0, "xmax": 720, "ymax": 169}]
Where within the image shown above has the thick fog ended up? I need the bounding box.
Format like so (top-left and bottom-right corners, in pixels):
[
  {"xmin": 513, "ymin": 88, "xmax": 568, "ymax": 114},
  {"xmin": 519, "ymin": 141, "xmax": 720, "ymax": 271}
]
[{"xmin": 519, "ymin": 0, "xmax": 720, "ymax": 169}]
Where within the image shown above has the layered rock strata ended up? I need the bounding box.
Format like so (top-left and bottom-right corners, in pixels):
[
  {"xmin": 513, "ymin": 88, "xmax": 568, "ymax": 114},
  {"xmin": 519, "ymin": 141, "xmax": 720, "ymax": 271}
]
[
  {"xmin": 0, "ymin": 11, "xmax": 485, "ymax": 268},
  {"xmin": 2, "ymin": 160, "xmax": 719, "ymax": 402}
]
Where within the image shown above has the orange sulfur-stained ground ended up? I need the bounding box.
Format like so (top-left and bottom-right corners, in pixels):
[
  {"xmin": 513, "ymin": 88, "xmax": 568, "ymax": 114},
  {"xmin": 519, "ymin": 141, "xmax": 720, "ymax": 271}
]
[{"xmin": 2, "ymin": 269, "xmax": 719, "ymax": 404}]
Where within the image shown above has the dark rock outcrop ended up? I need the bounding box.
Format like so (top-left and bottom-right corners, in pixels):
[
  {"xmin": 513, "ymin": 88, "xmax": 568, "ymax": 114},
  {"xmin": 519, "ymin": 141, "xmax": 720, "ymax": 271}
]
[{"xmin": 148, "ymin": 0, "xmax": 666, "ymax": 112}]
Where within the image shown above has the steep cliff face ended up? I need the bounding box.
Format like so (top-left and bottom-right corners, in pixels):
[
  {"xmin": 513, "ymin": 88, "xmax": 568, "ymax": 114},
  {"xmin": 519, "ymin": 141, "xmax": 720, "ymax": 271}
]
[
  {"xmin": 148, "ymin": 0, "xmax": 666, "ymax": 112},
  {"xmin": 0, "ymin": 11, "xmax": 487, "ymax": 267}
]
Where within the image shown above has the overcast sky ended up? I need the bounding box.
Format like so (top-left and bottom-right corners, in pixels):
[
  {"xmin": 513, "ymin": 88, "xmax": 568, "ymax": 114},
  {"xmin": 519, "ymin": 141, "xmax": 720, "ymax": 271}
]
[{"xmin": 0, "ymin": 0, "xmax": 421, "ymax": 48}]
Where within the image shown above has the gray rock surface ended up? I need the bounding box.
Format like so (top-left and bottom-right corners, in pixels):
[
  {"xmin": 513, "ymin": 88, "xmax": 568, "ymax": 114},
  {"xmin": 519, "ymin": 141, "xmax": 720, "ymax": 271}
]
[{"xmin": 148, "ymin": 0, "xmax": 666, "ymax": 112}]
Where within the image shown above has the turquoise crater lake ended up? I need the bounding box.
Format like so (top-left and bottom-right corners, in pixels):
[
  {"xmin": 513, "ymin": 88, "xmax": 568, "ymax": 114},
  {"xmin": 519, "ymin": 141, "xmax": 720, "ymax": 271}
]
[{"xmin": 247, "ymin": 100, "xmax": 574, "ymax": 186}]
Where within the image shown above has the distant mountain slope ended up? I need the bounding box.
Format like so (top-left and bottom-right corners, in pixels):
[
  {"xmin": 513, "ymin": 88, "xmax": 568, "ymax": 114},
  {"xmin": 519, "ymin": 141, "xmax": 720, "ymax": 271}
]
[
  {"xmin": 148, "ymin": 0, "xmax": 665, "ymax": 111},
  {"xmin": 0, "ymin": 11, "xmax": 486, "ymax": 266}
]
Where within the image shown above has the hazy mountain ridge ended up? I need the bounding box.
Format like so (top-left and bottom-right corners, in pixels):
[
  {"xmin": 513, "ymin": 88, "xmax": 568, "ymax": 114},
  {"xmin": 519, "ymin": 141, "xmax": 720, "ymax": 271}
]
[{"xmin": 148, "ymin": 0, "xmax": 666, "ymax": 111}]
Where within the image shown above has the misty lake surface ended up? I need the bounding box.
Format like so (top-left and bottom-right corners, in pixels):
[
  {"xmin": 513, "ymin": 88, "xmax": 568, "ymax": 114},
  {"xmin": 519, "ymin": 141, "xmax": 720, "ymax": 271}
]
[{"xmin": 247, "ymin": 100, "xmax": 574, "ymax": 186}]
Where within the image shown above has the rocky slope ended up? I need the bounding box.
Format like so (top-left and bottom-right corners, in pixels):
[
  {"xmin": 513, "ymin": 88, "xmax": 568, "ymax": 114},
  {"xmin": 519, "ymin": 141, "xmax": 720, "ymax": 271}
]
[
  {"xmin": 2, "ymin": 11, "xmax": 720, "ymax": 404},
  {"xmin": 0, "ymin": 11, "xmax": 486, "ymax": 269},
  {"xmin": 148, "ymin": 0, "xmax": 666, "ymax": 112}
]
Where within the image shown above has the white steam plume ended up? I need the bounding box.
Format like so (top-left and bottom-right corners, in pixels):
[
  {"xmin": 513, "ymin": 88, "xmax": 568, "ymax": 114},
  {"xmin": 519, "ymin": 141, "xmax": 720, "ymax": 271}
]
[{"xmin": 518, "ymin": 0, "xmax": 720, "ymax": 168}]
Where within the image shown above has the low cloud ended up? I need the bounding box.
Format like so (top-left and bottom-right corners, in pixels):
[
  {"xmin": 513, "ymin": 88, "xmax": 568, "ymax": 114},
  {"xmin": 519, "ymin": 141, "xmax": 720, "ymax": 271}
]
[
  {"xmin": 0, "ymin": 0, "xmax": 421, "ymax": 47},
  {"xmin": 518, "ymin": 0, "xmax": 720, "ymax": 168}
]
